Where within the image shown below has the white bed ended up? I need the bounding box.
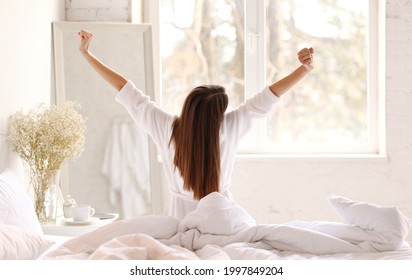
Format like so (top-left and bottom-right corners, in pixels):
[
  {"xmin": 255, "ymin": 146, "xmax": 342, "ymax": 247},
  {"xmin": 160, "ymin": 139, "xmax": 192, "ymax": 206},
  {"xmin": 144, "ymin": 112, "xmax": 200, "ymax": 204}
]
[
  {"xmin": 40, "ymin": 193, "xmax": 412, "ymax": 260},
  {"xmin": 41, "ymin": 228, "xmax": 412, "ymax": 260},
  {"xmin": 1, "ymin": 168, "xmax": 412, "ymax": 261}
]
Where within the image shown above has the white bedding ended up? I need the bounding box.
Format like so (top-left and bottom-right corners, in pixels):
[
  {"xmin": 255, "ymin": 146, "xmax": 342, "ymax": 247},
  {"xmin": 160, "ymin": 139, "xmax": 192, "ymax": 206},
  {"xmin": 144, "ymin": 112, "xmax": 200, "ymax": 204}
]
[{"xmin": 41, "ymin": 193, "xmax": 412, "ymax": 260}]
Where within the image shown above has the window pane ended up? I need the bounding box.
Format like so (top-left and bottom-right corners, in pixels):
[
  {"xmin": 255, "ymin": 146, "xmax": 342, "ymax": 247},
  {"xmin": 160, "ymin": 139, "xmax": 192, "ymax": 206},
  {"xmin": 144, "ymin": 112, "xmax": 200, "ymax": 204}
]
[
  {"xmin": 265, "ymin": 0, "xmax": 368, "ymax": 148},
  {"xmin": 160, "ymin": 0, "xmax": 245, "ymax": 115}
]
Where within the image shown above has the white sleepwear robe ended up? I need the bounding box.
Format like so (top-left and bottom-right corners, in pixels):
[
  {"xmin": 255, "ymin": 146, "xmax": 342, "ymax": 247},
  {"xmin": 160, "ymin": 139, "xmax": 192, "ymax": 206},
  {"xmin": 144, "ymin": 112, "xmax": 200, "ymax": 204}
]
[{"xmin": 115, "ymin": 80, "xmax": 280, "ymax": 219}]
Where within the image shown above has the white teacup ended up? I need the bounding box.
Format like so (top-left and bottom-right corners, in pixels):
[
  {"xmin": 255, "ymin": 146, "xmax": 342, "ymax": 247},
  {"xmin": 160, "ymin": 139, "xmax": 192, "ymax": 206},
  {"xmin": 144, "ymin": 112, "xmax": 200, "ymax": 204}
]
[{"xmin": 71, "ymin": 205, "xmax": 95, "ymax": 222}]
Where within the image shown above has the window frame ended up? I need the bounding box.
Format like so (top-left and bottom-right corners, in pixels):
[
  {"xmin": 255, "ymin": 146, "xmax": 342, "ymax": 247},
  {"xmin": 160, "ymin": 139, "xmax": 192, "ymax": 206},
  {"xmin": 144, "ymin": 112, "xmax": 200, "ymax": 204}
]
[{"xmin": 143, "ymin": 0, "xmax": 386, "ymax": 156}]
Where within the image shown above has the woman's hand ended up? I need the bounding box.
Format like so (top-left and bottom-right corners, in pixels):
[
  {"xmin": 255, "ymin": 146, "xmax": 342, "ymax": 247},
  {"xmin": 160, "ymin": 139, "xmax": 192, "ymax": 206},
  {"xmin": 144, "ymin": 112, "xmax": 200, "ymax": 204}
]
[
  {"xmin": 298, "ymin": 47, "xmax": 314, "ymax": 71},
  {"xmin": 268, "ymin": 47, "xmax": 314, "ymax": 97},
  {"xmin": 78, "ymin": 29, "xmax": 93, "ymax": 55}
]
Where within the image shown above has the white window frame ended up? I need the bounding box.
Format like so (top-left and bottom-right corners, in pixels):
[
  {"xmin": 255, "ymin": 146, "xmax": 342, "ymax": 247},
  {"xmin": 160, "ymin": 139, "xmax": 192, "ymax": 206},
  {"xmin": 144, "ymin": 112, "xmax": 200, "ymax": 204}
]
[{"xmin": 143, "ymin": 0, "xmax": 386, "ymax": 156}]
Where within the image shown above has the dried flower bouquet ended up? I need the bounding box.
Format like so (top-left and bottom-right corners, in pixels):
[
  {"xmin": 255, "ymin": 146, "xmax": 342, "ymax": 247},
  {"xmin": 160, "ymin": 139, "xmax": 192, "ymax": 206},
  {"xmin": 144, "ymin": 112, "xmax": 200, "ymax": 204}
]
[{"xmin": 7, "ymin": 102, "xmax": 86, "ymax": 222}]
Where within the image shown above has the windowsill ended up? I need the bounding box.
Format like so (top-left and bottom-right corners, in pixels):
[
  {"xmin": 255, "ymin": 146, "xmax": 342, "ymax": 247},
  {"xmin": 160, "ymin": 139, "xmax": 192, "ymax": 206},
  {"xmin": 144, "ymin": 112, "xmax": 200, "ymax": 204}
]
[{"xmin": 234, "ymin": 153, "xmax": 388, "ymax": 162}]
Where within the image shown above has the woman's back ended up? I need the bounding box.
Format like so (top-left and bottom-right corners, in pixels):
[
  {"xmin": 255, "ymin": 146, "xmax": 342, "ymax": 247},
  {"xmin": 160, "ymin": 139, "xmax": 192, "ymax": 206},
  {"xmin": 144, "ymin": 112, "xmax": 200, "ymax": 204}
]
[{"xmin": 116, "ymin": 82, "xmax": 279, "ymax": 218}]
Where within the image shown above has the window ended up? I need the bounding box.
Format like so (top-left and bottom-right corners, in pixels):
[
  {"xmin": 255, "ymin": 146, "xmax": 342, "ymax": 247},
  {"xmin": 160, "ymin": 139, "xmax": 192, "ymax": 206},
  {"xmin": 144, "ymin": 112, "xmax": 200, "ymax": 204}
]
[
  {"xmin": 159, "ymin": 0, "xmax": 245, "ymax": 114},
  {"xmin": 146, "ymin": 0, "xmax": 384, "ymax": 155}
]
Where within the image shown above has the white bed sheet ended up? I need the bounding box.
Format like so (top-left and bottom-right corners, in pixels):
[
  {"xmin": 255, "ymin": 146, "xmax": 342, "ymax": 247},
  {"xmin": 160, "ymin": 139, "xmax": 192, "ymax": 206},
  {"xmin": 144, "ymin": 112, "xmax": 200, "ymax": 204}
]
[
  {"xmin": 277, "ymin": 245, "xmax": 412, "ymax": 260},
  {"xmin": 39, "ymin": 234, "xmax": 72, "ymax": 259},
  {"xmin": 40, "ymin": 233, "xmax": 412, "ymax": 260},
  {"xmin": 41, "ymin": 193, "xmax": 412, "ymax": 260}
]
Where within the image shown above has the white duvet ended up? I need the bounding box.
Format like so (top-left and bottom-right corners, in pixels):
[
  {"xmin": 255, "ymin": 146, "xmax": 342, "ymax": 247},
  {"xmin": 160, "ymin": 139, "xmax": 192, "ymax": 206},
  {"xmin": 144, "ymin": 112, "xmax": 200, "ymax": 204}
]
[{"xmin": 42, "ymin": 193, "xmax": 412, "ymax": 260}]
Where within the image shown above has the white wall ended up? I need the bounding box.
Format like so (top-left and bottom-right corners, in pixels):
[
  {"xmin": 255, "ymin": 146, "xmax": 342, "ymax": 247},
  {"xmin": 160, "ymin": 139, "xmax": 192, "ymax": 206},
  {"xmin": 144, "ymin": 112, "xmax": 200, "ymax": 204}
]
[
  {"xmin": 65, "ymin": 0, "xmax": 130, "ymax": 22},
  {"xmin": 0, "ymin": 0, "xmax": 65, "ymax": 177}
]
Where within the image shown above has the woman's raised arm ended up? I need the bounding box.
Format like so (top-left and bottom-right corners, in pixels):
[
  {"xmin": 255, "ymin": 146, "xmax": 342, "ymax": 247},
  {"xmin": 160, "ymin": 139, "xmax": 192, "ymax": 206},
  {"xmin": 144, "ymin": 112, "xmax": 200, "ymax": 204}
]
[
  {"xmin": 78, "ymin": 29, "xmax": 127, "ymax": 92},
  {"xmin": 268, "ymin": 47, "xmax": 314, "ymax": 97}
]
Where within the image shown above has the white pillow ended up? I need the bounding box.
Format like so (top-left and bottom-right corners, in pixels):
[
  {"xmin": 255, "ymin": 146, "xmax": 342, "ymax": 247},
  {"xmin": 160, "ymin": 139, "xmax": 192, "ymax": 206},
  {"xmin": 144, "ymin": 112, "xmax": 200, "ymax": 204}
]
[
  {"xmin": 0, "ymin": 224, "xmax": 54, "ymax": 259},
  {"xmin": 328, "ymin": 195, "xmax": 412, "ymax": 238},
  {"xmin": 0, "ymin": 169, "xmax": 42, "ymax": 234}
]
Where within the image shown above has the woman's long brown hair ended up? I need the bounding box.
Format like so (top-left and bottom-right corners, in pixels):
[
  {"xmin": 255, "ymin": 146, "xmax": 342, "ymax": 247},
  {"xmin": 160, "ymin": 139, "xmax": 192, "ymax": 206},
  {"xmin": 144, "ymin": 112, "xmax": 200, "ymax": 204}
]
[{"xmin": 170, "ymin": 85, "xmax": 228, "ymax": 200}]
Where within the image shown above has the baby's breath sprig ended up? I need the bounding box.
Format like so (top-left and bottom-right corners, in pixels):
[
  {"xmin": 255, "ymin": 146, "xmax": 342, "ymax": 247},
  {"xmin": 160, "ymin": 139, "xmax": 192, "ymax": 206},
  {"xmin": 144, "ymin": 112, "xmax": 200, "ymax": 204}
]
[{"xmin": 7, "ymin": 102, "xmax": 86, "ymax": 221}]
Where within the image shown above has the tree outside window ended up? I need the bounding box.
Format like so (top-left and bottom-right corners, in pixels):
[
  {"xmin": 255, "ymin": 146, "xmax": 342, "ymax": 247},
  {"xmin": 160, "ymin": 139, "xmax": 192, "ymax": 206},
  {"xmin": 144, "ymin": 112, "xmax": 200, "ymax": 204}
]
[{"xmin": 160, "ymin": 0, "xmax": 371, "ymax": 153}]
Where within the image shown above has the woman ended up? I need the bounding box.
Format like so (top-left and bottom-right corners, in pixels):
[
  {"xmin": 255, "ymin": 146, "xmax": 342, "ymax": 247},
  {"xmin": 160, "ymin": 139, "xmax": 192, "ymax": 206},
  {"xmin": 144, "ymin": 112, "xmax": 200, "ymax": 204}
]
[{"xmin": 78, "ymin": 29, "xmax": 314, "ymax": 219}]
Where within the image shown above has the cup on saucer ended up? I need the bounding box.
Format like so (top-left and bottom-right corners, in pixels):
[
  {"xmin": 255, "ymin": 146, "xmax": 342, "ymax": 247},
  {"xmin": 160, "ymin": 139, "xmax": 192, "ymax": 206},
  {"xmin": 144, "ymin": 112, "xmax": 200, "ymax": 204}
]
[{"xmin": 72, "ymin": 205, "xmax": 95, "ymax": 222}]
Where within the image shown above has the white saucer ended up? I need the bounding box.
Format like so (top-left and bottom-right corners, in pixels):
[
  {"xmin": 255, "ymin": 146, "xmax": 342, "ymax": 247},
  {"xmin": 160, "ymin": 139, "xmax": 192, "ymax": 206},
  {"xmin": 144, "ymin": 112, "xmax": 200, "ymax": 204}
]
[{"xmin": 64, "ymin": 217, "xmax": 99, "ymax": 225}]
